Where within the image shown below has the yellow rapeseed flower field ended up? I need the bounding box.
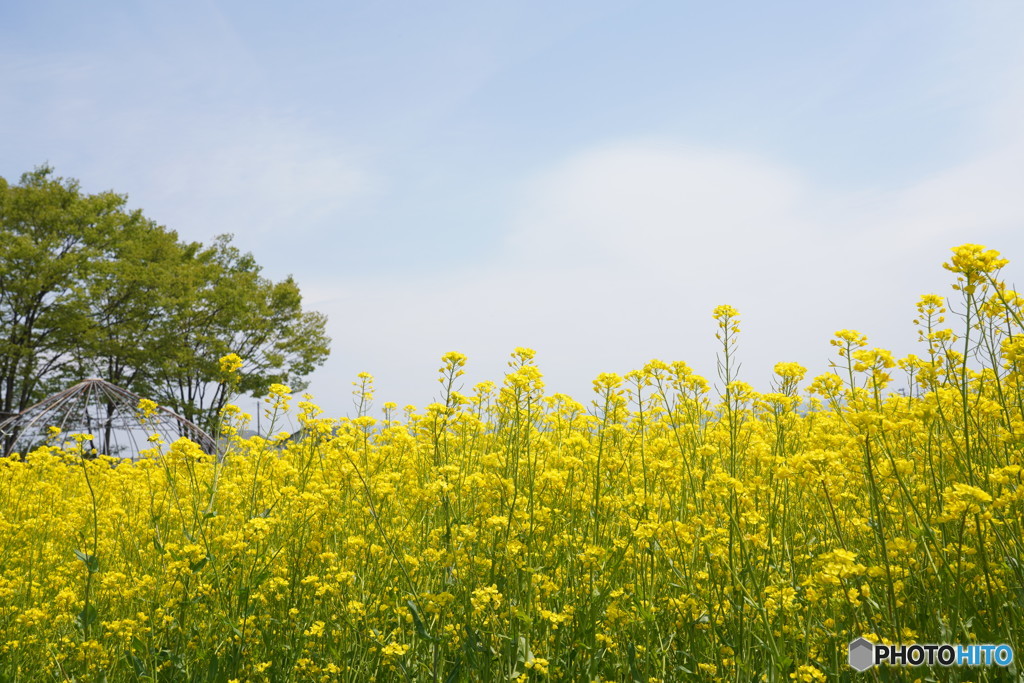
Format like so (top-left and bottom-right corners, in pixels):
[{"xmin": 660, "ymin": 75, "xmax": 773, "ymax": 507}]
[{"xmin": 1, "ymin": 244, "xmax": 1022, "ymax": 681}]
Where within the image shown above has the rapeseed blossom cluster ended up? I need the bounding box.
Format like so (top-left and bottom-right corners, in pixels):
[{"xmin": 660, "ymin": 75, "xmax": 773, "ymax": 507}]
[{"xmin": 0, "ymin": 245, "xmax": 1022, "ymax": 681}]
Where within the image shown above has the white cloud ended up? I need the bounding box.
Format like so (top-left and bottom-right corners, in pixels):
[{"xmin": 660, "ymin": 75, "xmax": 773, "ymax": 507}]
[
  {"xmin": 865, "ymin": 139, "xmax": 1024, "ymax": 252},
  {"xmin": 507, "ymin": 143, "xmax": 809, "ymax": 266},
  {"xmin": 306, "ymin": 135, "xmax": 1024, "ymax": 416}
]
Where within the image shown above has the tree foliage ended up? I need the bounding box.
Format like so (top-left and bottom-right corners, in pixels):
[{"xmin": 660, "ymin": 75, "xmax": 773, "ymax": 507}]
[{"xmin": 0, "ymin": 166, "xmax": 330, "ymax": 432}]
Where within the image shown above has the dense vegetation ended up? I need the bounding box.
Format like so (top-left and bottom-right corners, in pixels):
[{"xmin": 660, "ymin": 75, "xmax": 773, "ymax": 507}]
[
  {"xmin": 0, "ymin": 244, "xmax": 1021, "ymax": 681},
  {"xmin": 0, "ymin": 167, "xmax": 329, "ymax": 432}
]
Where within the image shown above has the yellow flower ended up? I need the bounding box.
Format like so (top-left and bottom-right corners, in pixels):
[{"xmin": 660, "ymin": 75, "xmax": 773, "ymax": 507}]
[
  {"xmin": 524, "ymin": 657, "xmax": 550, "ymax": 675},
  {"xmin": 268, "ymin": 383, "xmax": 291, "ymax": 398},
  {"xmin": 136, "ymin": 398, "xmax": 159, "ymax": 420},
  {"xmin": 219, "ymin": 353, "xmax": 244, "ymax": 375},
  {"xmin": 942, "ymin": 483, "xmax": 993, "ymax": 518},
  {"xmin": 471, "ymin": 585, "xmax": 503, "ymax": 612},
  {"xmin": 713, "ymin": 304, "xmax": 739, "ymax": 320},
  {"xmin": 2, "ymin": 243, "xmax": 1023, "ymax": 681},
  {"xmin": 790, "ymin": 664, "xmax": 827, "ymax": 682},
  {"xmin": 592, "ymin": 372, "xmax": 623, "ymax": 393},
  {"xmin": 831, "ymin": 329, "xmax": 868, "ymax": 353},
  {"xmin": 773, "ymin": 362, "xmax": 807, "ymax": 380},
  {"xmin": 382, "ymin": 642, "xmax": 410, "ymax": 657},
  {"xmin": 943, "ymin": 243, "xmax": 1008, "ymax": 276}
]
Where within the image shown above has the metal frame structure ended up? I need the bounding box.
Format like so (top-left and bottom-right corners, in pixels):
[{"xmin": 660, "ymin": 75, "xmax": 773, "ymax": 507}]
[{"xmin": 0, "ymin": 378, "xmax": 217, "ymax": 458}]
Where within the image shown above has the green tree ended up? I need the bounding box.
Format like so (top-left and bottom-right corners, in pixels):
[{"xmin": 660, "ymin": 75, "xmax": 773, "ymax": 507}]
[
  {"xmin": 0, "ymin": 166, "xmax": 331, "ymax": 437},
  {"xmin": 153, "ymin": 234, "xmax": 330, "ymax": 432},
  {"xmin": 0, "ymin": 166, "xmax": 137, "ymax": 417},
  {"xmin": 72, "ymin": 216, "xmax": 190, "ymax": 392}
]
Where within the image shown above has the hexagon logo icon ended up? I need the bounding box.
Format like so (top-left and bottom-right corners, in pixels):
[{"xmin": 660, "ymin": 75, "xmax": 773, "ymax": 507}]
[{"xmin": 848, "ymin": 637, "xmax": 875, "ymax": 671}]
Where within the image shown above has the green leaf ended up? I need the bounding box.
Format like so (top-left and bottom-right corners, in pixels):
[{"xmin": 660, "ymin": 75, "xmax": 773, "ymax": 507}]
[
  {"xmin": 76, "ymin": 603, "xmax": 98, "ymax": 630},
  {"xmin": 628, "ymin": 642, "xmax": 643, "ymax": 683},
  {"xmin": 443, "ymin": 660, "xmax": 463, "ymax": 683},
  {"xmin": 515, "ymin": 635, "xmax": 533, "ymax": 664},
  {"xmin": 74, "ymin": 549, "xmax": 99, "ymax": 573},
  {"xmin": 220, "ymin": 617, "xmax": 243, "ymax": 640},
  {"xmin": 126, "ymin": 652, "xmax": 147, "ymax": 677},
  {"xmin": 406, "ymin": 599, "xmax": 433, "ymax": 641},
  {"xmin": 207, "ymin": 653, "xmax": 220, "ymax": 682}
]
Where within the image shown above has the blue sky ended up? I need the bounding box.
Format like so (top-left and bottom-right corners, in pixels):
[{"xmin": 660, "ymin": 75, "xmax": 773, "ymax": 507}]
[{"xmin": 3, "ymin": 1, "xmax": 1024, "ymax": 418}]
